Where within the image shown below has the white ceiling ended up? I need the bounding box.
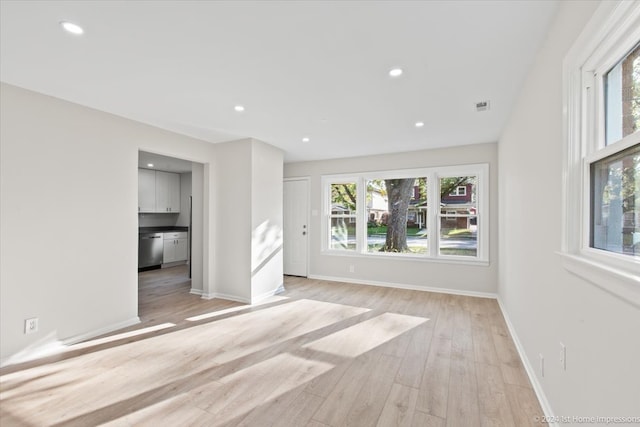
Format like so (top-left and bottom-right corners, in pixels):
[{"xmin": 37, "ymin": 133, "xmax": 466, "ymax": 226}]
[{"xmin": 0, "ymin": 0, "xmax": 558, "ymax": 163}]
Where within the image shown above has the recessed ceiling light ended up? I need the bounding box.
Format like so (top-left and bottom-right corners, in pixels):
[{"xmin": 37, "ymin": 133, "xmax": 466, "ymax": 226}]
[
  {"xmin": 302, "ymin": 137, "xmax": 310, "ymax": 143},
  {"xmin": 60, "ymin": 21, "xmax": 84, "ymax": 35},
  {"xmin": 389, "ymin": 68, "xmax": 403, "ymax": 77},
  {"xmin": 147, "ymin": 163, "xmax": 154, "ymax": 168},
  {"xmin": 234, "ymin": 105, "xmax": 245, "ymax": 112},
  {"xmin": 415, "ymin": 121, "xmax": 425, "ymax": 128}
]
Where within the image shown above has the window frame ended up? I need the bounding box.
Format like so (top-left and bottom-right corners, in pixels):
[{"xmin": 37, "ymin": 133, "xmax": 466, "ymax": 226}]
[
  {"xmin": 562, "ymin": 0, "xmax": 640, "ymax": 306},
  {"xmin": 321, "ymin": 164, "xmax": 489, "ymax": 265},
  {"xmin": 451, "ymin": 186, "xmax": 467, "ymax": 196},
  {"xmin": 327, "ymin": 179, "xmax": 359, "ymax": 251}
]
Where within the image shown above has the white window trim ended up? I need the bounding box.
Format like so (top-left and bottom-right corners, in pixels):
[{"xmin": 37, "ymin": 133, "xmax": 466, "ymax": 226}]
[
  {"xmin": 325, "ymin": 177, "xmax": 359, "ymax": 252},
  {"xmin": 451, "ymin": 186, "xmax": 467, "ymax": 196},
  {"xmin": 561, "ymin": 0, "xmax": 640, "ymax": 307},
  {"xmin": 321, "ymin": 164, "xmax": 489, "ymax": 264}
]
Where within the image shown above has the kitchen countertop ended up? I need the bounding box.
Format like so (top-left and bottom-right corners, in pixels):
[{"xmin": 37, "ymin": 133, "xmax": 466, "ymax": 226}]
[{"xmin": 139, "ymin": 226, "xmax": 188, "ymax": 235}]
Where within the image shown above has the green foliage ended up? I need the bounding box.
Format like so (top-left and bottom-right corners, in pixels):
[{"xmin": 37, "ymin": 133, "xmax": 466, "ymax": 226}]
[
  {"xmin": 446, "ymin": 228, "xmax": 474, "ymax": 237},
  {"xmin": 367, "ymin": 225, "xmax": 423, "ymax": 237},
  {"xmin": 439, "ymin": 248, "xmax": 477, "ymax": 256},
  {"xmin": 331, "ymin": 183, "xmax": 357, "ymax": 210}
]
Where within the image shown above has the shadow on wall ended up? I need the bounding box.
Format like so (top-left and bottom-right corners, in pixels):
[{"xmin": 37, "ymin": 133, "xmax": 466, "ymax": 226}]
[{"xmin": 251, "ymin": 220, "xmax": 283, "ymax": 278}]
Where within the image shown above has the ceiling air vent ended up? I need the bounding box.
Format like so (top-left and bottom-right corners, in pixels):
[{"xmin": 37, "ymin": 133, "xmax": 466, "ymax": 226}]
[{"xmin": 475, "ymin": 100, "xmax": 490, "ymax": 112}]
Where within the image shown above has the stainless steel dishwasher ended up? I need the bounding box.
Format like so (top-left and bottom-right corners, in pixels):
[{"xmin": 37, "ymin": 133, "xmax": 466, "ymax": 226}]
[{"xmin": 138, "ymin": 233, "xmax": 163, "ymax": 270}]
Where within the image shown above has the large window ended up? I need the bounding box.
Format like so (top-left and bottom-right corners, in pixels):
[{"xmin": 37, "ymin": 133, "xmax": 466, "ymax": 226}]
[
  {"xmin": 322, "ymin": 164, "xmax": 488, "ymax": 263},
  {"xmin": 563, "ymin": 1, "xmax": 640, "ymax": 305},
  {"xmin": 591, "ymin": 43, "xmax": 640, "ymax": 258}
]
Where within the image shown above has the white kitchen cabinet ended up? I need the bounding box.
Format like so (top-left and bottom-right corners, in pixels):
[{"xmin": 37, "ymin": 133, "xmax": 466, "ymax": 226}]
[
  {"xmin": 138, "ymin": 169, "xmax": 180, "ymax": 213},
  {"xmin": 175, "ymin": 238, "xmax": 188, "ymax": 262},
  {"xmin": 138, "ymin": 169, "xmax": 156, "ymax": 212},
  {"xmin": 163, "ymin": 232, "xmax": 188, "ymax": 263},
  {"xmin": 155, "ymin": 171, "xmax": 180, "ymax": 213}
]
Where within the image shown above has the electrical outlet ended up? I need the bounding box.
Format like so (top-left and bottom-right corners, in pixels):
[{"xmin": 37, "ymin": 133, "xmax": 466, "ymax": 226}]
[
  {"xmin": 560, "ymin": 342, "xmax": 566, "ymax": 370},
  {"xmin": 24, "ymin": 318, "xmax": 39, "ymax": 334},
  {"xmin": 349, "ymin": 265, "xmax": 355, "ymax": 273},
  {"xmin": 539, "ymin": 353, "xmax": 545, "ymax": 377}
]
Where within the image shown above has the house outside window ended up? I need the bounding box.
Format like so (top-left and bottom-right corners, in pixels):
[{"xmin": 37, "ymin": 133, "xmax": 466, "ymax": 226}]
[{"xmin": 450, "ymin": 186, "xmax": 467, "ymax": 196}]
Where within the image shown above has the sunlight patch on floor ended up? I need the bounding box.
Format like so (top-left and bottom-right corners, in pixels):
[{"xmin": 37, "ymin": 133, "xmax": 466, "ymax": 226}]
[
  {"xmin": 0, "ymin": 299, "xmax": 371, "ymax": 426},
  {"xmin": 302, "ymin": 312, "xmax": 429, "ymax": 358},
  {"xmin": 67, "ymin": 322, "xmax": 176, "ymax": 351},
  {"xmin": 188, "ymin": 352, "xmax": 334, "ymax": 425},
  {"xmin": 185, "ymin": 295, "xmax": 289, "ymax": 322}
]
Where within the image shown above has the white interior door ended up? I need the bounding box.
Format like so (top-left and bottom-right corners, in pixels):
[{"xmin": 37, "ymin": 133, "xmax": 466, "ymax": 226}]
[{"xmin": 284, "ymin": 179, "xmax": 309, "ymax": 276}]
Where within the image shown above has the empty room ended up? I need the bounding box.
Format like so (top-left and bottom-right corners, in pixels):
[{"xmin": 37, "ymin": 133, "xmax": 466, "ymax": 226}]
[{"xmin": 1, "ymin": 1, "xmax": 638, "ymax": 426}]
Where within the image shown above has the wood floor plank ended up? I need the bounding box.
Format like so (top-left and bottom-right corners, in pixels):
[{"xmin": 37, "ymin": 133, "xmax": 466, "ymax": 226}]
[
  {"xmin": 505, "ymin": 384, "xmax": 548, "ymax": 427},
  {"xmin": 270, "ymin": 391, "xmax": 326, "ymax": 427},
  {"xmin": 395, "ymin": 324, "xmax": 433, "ymax": 388},
  {"xmin": 432, "ymin": 297, "xmax": 455, "ymax": 341},
  {"xmin": 445, "ymin": 350, "xmax": 480, "ymax": 427},
  {"xmin": 376, "ymin": 383, "xmax": 419, "ymax": 427},
  {"xmin": 411, "ymin": 411, "xmax": 445, "ymax": 427},
  {"xmin": 475, "ymin": 362, "xmax": 517, "ymax": 427},
  {"xmin": 445, "ymin": 362, "xmax": 480, "ymax": 426},
  {"xmin": 471, "ymin": 313, "xmax": 500, "ymax": 366},
  {"xmin": 344, "ymin": 354, "xmax": 402, "ymax": 427},
  {"xmin": 0, "ymin": 269, "xmax": 544, "ymax": 427},
  {"xmin": 415, "ymin": 336, "xmax": 452, "ymax": 418},
  {"xmin": 493, "ymin": 331, "xmax": 532, "ymax": 387},
  {"xmin": 310, "ymin": 350, "xmax": 383, "ymax": 426}
]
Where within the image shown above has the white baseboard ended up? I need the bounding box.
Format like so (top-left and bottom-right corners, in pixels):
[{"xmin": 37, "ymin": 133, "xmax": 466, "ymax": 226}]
[
  {"xmin": 62, "ymin": 316, "xmax": 141, "ymax": 346},
  {"xmin": 252, "ymin": 283, "xmax": 286, "ymax": 304},
  {"xmin": 200, "ymin": 292, "xmax": 251, "ymax": 304},
  {"xmin": 198, "ymin": 285, "xmax": 285, "ymax": 305},
  {"xmin": 496, "ymin": 297, "xmax": 556, "ymax": 427},
  {"xmin": 308, "ymin": 274, "xmax": 497, "ymax": 299},
  {"xmin": 0, "ymin": 316, "xmax": 141, "ymax": 367}
]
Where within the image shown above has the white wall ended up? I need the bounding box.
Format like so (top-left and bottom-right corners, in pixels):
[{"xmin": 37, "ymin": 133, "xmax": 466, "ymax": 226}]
[
  {"xmin": 210, "ymin": 139, "xmax": 284, "ymax": 303},
  {"xmin": 251, "ymin": 141, "xmax": 284, "ymax": 301},
  {"xmin": 190, "ymin": 163, "xmax": 204, "ymax": 295},
  {"xmin": 284, "ymin": 143, "xmax": 498, "ymax": 295},
  {"xmin": 211, "ymin": 139, "xmax": 253, "ymax": 302},
  {"xmin": 176, "ymin": 172, "xmax": 192, "ymax": 227},
  {"xmin": 498, "ymin": 0, "xmax": 640, "ymax": 420},
  {"xmin": 0, "ymin": 83, "xmax": 283, "ymax": 363},
  {"xmin": 138, "ymin": 213, "xmax": 178, "ymax": 227}
]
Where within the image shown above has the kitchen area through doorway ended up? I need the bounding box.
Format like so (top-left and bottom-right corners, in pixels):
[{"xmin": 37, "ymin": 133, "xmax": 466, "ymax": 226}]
[{"xmin": 138, "ymin": 151, "xmax": 199, "ymax": 301}]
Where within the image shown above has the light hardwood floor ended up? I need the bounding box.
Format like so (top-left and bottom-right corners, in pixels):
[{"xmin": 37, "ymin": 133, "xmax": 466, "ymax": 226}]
[{"xmin": 0, "ymin": 267, "xmax": 546, "ymax": 426}]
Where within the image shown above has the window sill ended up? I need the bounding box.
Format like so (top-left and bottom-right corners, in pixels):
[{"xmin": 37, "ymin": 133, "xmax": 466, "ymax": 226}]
[
  {"xmin": 322, "ymin": 250, "xmax": 490, "ymax": 267},
  {"xmin": 558, "ymin": 251, "xmax": 640, "ymax": 308}
]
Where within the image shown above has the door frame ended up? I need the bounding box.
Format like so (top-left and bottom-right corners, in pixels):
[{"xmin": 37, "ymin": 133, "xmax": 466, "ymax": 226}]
[
  {"xmin": 284, "ymin": 177, "xmax": 311, "ymax": 277},
  {"xmin": 137, "ymin": 149, "xmax": 208, "ymax": 301}
]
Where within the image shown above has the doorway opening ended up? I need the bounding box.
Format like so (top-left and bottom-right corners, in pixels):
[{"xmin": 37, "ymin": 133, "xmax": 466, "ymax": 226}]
[{"xmin": 137, "ymin": 151, "xmax": 204, "ymax": 316}]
